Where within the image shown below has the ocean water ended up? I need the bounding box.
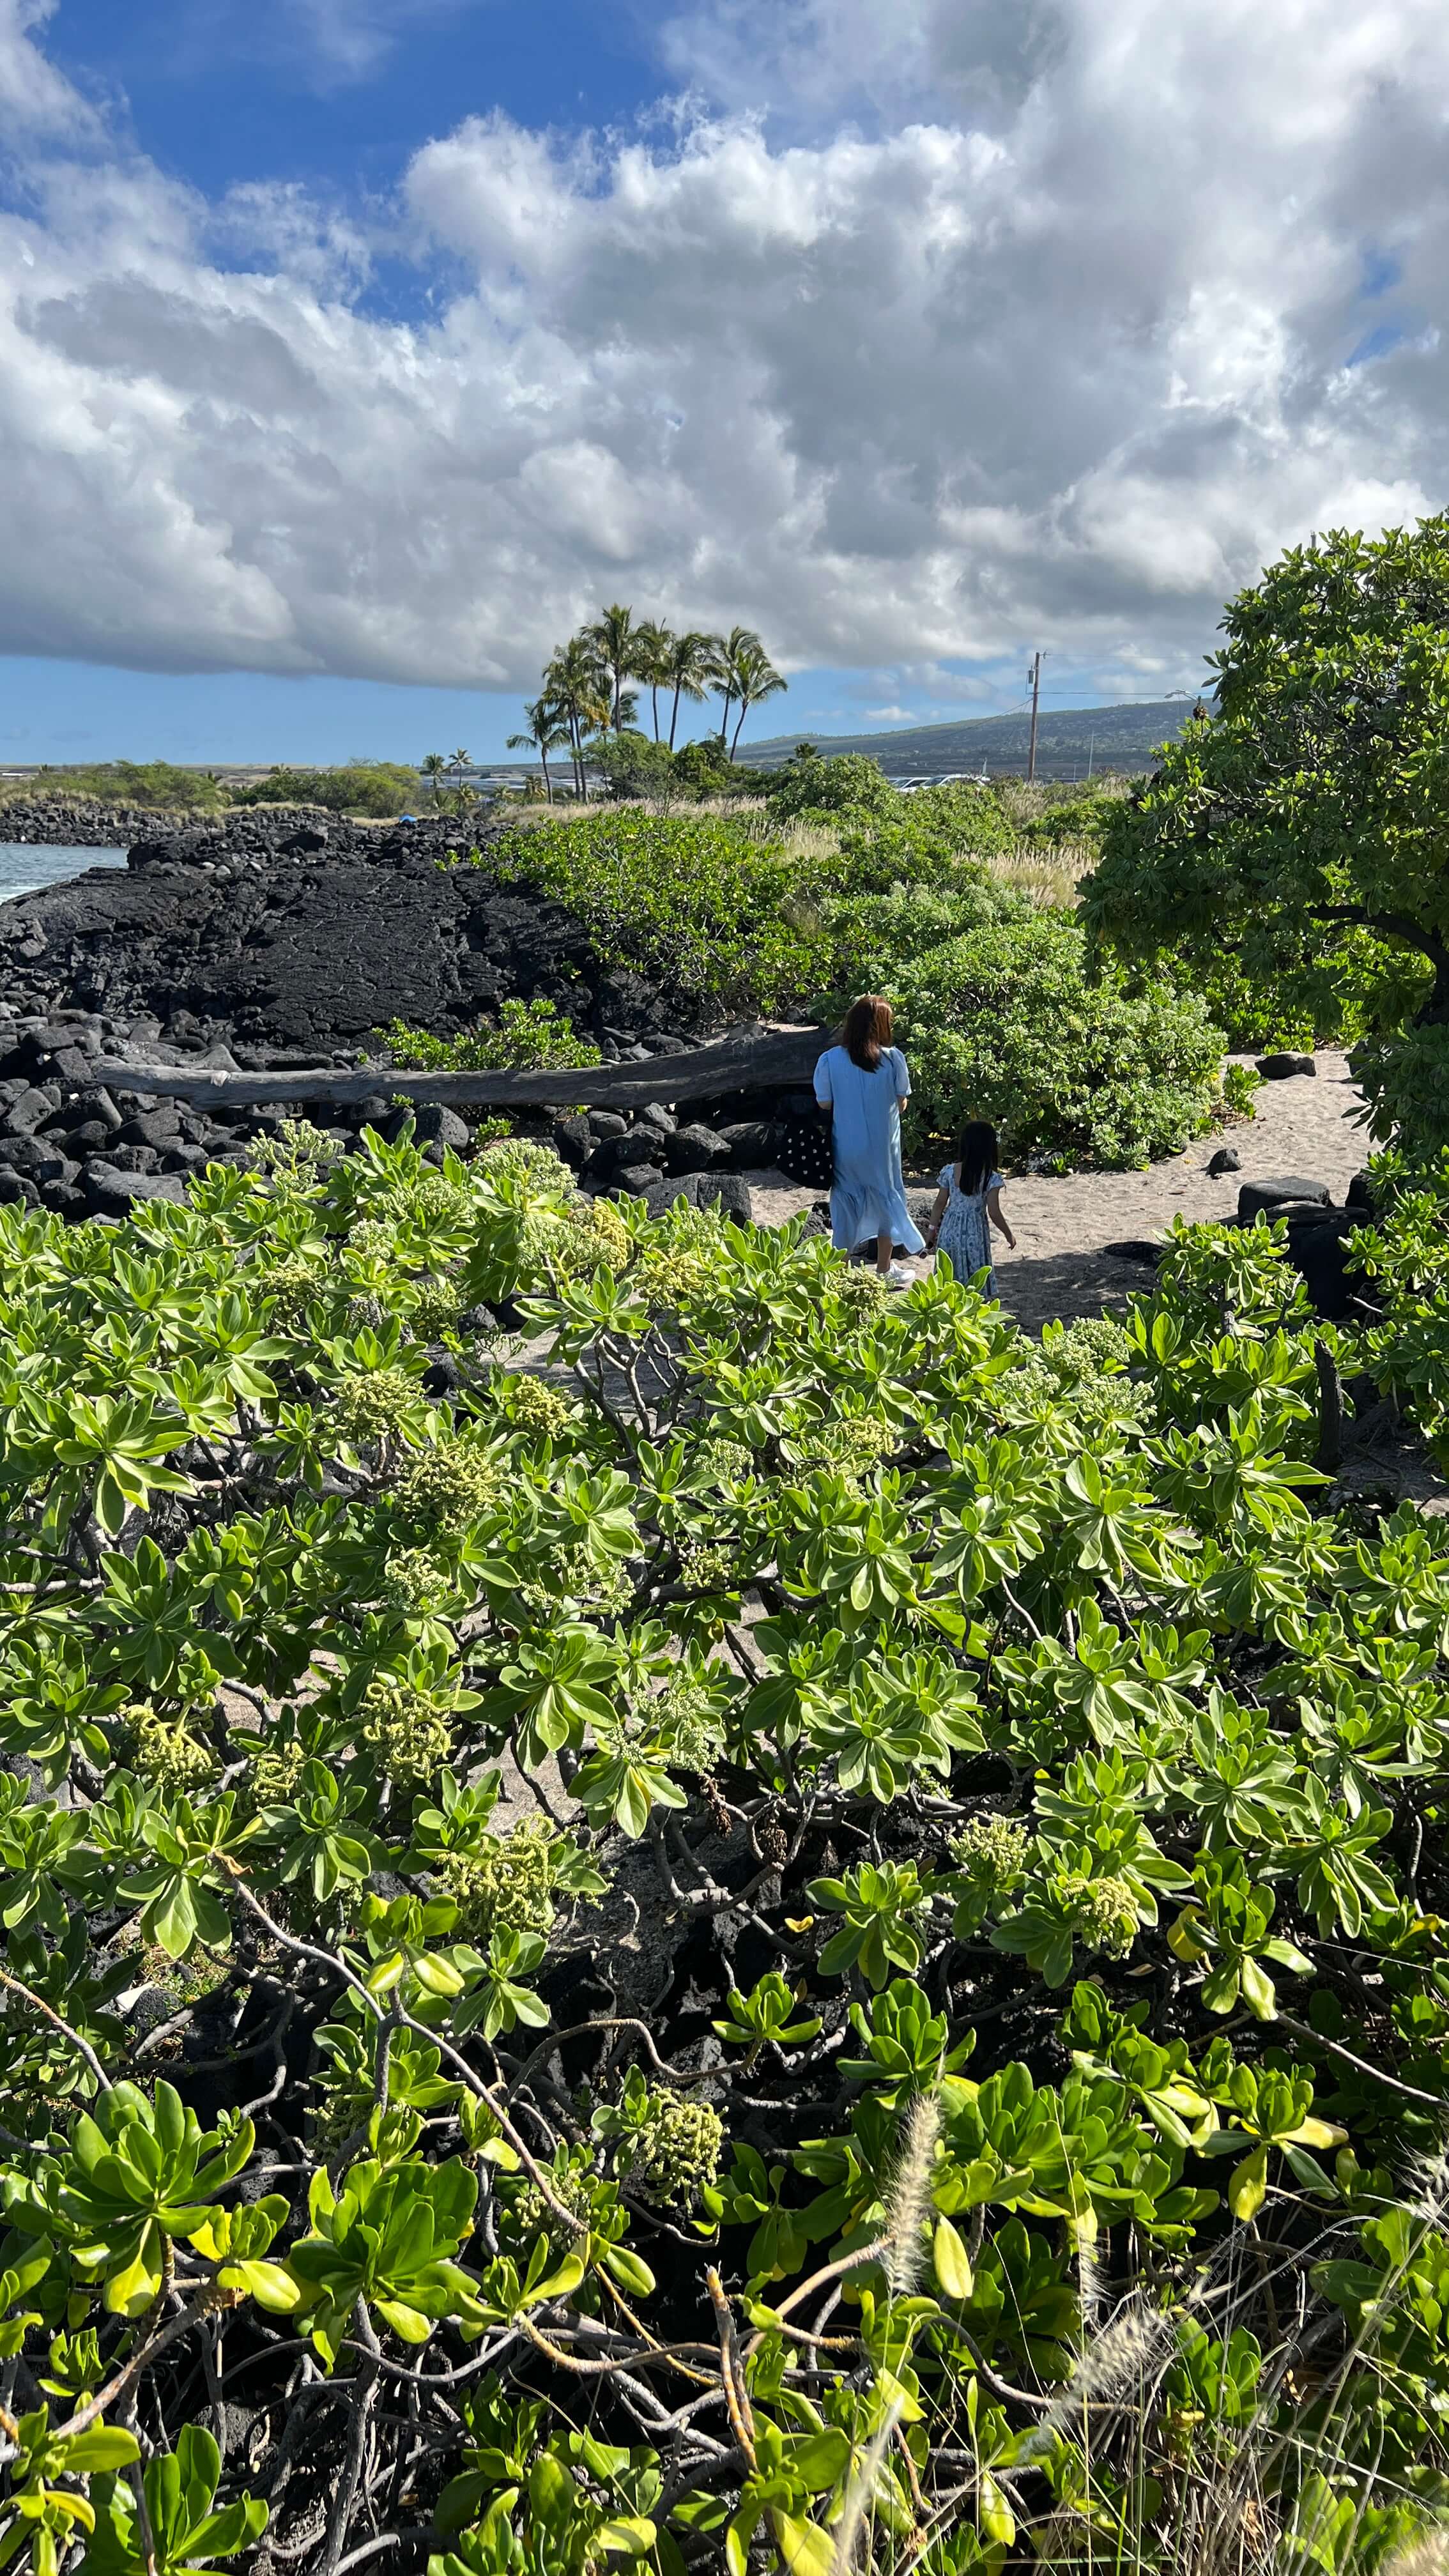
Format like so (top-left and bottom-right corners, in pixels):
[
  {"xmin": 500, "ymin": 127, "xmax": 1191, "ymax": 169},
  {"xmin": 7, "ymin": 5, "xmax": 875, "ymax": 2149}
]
[{"xmin": 0, "ymin": 843, "xmax": 127, "ymax": 904}]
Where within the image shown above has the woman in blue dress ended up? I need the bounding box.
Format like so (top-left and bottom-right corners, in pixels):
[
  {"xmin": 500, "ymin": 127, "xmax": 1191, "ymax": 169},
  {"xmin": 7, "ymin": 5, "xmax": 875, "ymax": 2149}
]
[
  {"xmin": 923, "ymin": 1119, "xmax": 1016, "ymax": 1292},
  {"xmin": 813, "ymin": 996, "xmax": 924, "ymax": 1289}
]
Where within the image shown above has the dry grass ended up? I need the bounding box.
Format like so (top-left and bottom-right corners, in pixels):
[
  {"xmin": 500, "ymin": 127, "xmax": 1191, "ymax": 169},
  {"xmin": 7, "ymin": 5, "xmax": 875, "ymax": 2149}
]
[
  {"xmin": 992, "ymin": 773, "xmax": 1133, "ymax": 827},
  {"xmin": 984, "ymin": 839, "xmax": 1098, "ymax": 907}
]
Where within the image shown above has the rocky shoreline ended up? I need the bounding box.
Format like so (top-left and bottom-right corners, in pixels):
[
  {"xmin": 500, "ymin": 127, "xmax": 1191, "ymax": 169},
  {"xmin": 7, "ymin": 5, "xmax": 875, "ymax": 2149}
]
[
  {"xmin": 0, "ymin": 815, "xmax": 812, "ymax": 1227},
  {"xmin": 0, "ymin": 796, "xmax": 457, "ymax": 854}
]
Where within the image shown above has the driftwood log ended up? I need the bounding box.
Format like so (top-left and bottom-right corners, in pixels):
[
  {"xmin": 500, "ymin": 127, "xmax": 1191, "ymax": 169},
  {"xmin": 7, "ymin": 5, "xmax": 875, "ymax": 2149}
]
[{"xmin": 90, "ymin": 1025, "xmax": 827, "ymax": 1114}]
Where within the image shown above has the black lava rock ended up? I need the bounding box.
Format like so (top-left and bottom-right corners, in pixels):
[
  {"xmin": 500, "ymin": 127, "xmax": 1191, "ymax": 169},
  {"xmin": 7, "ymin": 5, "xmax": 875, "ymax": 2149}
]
[
  {"xmin": 644, "ymin": 1172, "xmax": 754, "ymax": 1223},
  {"xmin": 82, "ymin": 1166, "xmax": 187, "ymax": 1214},
  {"xmin": 1238, "ymin": 1175, "xmax": 1331, "ymax": 1223},
  {"xmin": 410, "ymin": 1104, "xmax": 470, "ymax": 1149},
  {"xmin": 1255, "ymin": 1052, "xmax": 1317, "ymax": 1080},
  {"xmin": 664, "ymin": 1123, "xmax": 732, "ymax": 1176},
  {"xmin": 716, "ymin": 1119, "xmax": 779, "ymax": 1167},
  {"xmin": 1206, "ymin": 1146, "xmax": 1241, "ymax": 1177},
  {"xmin": 549, "ymin": 1115, "xmax": 592, "ymax": 1169}
]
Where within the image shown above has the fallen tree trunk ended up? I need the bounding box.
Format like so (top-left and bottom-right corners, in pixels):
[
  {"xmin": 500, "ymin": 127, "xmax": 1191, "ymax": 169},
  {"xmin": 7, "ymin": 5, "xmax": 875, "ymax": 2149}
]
[{"xmin": 91, "ymin": 1025, "xmax": 826, "ymax": 1114}]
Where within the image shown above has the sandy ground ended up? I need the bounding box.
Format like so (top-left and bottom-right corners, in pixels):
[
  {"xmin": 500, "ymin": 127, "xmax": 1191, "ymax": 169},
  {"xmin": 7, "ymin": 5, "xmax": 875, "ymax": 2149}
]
[{"xmin": 741, "ymin": 1052, "xmax": 1372, "ymax": 1331}]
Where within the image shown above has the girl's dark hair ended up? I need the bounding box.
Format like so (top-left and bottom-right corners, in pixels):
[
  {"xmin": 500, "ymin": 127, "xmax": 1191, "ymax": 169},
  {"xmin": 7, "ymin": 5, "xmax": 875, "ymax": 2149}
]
[
  {"xmin": 956, "ymin": 1121, "xmax": 999, "ymax": 1197},
  {"xmin": 839, "ymin": 994, "xmax": 893, "ymax": 1071}
]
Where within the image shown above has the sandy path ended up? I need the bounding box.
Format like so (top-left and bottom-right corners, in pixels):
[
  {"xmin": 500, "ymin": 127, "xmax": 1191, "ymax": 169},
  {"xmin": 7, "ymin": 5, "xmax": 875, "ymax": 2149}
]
[
  {"xmin": 742, "ymin": 1052, "xmax": 1370, "ymax": 1331},
  {"xmin": 977, "ymin": 1052, "xmax": 1369, "ymax": 1330}
]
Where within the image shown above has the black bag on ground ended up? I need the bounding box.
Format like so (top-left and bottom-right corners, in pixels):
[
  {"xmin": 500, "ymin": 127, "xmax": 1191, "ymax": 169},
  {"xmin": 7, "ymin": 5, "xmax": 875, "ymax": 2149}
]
[{"xmin": 776, "ymin": 1091, "xmax": 833, "ymax": 1189}]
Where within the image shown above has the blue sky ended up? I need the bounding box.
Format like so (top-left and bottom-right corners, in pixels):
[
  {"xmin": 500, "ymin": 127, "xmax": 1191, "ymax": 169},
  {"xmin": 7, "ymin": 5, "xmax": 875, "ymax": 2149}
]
[
  {"xmin": 0, "ymin": 0, "xmax": 1439, "ymax": 767},
  {"xmin": 41, "ymin": 1, "xmax": 660, "ymax": 213}
]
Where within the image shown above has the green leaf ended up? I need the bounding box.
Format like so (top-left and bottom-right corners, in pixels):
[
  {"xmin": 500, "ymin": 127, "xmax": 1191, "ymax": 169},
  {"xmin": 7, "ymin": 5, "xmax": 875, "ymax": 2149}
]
[
  {"xmin": 1228, "ymin": 2143, "xmax": 1269, "ymax": 2224},
  {"xmin": 767, "ymin": 2511, "xmax": 837, "ymax": 2576},
  {"xmin": 933, "ymin": 2214, "xmax": 974, "ymax": 2301},
  {"xmin": 600, "ymin": 2244, "xmax": 656, "ymax": 2299},
  {"xmin": 54, "ymin": 2428, "xmax": 141, "ymax": 2471}
]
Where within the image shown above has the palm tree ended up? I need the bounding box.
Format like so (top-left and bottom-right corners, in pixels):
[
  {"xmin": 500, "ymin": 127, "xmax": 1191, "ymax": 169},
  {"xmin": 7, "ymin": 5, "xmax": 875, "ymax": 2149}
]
[
  {"xmin": 586, "ymin": 604, "xmax": 642, "ymax": 732},
  {"xmin": 544, "ymin": 638, "xmax": 611, "ymax": 797},
  {"xmin": 420, "ymin": 752, "xmax": 448, "ymax": 807},
  {"xmin": 662, "ymin": 630, "xmax": 713, "ymax": 751},
  {"xmin": 705, "ymin": 626, "xmax": 763, "ymax": 753},
  {"xmin": 726, "ymin": 640, "xmax": 788, "ymax": 760},
  {"xmin": 631, "ymin": 621, "xmax": 674, "ymax": 742},
  {"xmin": 507, "ymin": 699, "xmax": 570, "ymax": 803},
  {"xmin": 447, "ymin": 747, "xmax": 473, "ymax": 792}
]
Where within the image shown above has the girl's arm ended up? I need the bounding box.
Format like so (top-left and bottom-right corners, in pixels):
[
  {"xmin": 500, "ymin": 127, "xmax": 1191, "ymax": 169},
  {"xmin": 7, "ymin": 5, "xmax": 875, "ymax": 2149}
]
[
  {"xmin": 987, "ymin": 1185, "xmax": 1016, "ymax": 1251},
  {"xmin": 923, "ymin": 1185, "xmax": 949, "ymax": 1248}
]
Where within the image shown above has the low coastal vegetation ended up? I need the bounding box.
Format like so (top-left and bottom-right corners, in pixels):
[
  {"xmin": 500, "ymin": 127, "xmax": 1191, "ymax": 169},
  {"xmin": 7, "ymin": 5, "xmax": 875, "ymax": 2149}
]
[
  {"xmin": 0, "ymin": 757, "xmax": 232, "ymax": 812},
  {"xmin": 487, "ymin": 757, "xmax": 1223, "ymax": 1169},
  {"xmin": 229, "ymin": 762, "xmax": 422, "ymax": 819},
  {"xmin": 4, "ymin": 1119, "xmax": 1449, "ymax": 2573},
  {"xmin": 10, "ymin": 525, "xmax": 1449, "ymax": 2576}
]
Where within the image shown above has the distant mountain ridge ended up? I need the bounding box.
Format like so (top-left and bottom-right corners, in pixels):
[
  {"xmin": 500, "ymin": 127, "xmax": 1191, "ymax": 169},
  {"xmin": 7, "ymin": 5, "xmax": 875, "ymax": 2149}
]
[{"xmin": 742, "ymin": 695, "xmax": 1202, "ymax": 783}]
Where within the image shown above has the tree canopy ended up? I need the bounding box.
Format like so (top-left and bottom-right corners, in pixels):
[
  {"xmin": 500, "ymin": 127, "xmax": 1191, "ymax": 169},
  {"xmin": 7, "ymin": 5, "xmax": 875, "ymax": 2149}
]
[{"xmin": 1084, "ymin": 518, "xmax": 1449, "ymax": 1144}]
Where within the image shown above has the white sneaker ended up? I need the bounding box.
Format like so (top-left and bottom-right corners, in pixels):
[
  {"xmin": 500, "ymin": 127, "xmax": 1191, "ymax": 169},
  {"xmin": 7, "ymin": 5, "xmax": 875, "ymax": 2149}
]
[{"xmin": 884, "ymin": 1262, "xmax": 914, "ymax": 1290}]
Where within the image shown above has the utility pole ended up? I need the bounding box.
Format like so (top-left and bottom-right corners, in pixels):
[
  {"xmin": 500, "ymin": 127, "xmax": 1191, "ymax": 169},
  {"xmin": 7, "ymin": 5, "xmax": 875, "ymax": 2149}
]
[{"xmin": 1026, "ymin": 651, "xmax": 1044, "ymax": 782}]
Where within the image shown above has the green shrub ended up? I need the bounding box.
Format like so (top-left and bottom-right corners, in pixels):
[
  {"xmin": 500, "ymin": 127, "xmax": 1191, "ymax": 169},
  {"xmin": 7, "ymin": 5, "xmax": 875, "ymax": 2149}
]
[
  {"xmin": 0, "ymin": 1126, "xmax": 1446, "ymax": 2568},
  {"xmin": 8, "ymin": 760, "xmax": 226, "ymax": 811},
  {"xmin": 1222, "ymin": 1059, "xmax": 1261, "ymax": 1119},
  {"xmin": 231, "ymin": 760, "xmax": 418, "ymax": 816},
  {"xmin": 766, "ymin": 747, "xmax": 900, "ymax": 818},
  {"xmin": 382, "ymin": 997, "xmax": 600, "ymax": 1074},
  {"xmin": 492, "ymin": 806, "xmax": 816, "ymax": 1009},
  {"xmin": 893, "ymin": 908, "xmax": 1224, "ymax": 1167},
  {"xmin": 491, "ymin": 778, "xmax": 1223, "ymax": 1165},
  {"xmin": 1084, "ymin": 518, "xmax": 1449, "ymax": 1146}
]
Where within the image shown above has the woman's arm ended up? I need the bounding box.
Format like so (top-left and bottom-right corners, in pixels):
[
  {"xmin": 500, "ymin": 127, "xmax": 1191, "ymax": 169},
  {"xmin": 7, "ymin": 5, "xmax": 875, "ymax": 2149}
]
[
  {"xmin": 986, "ymin": 1185, "xmax": 1016, "ymax": 1251},
  {"xmin": 923, "ymin": 1186, "xmax": 949, "ymax": 1248}
]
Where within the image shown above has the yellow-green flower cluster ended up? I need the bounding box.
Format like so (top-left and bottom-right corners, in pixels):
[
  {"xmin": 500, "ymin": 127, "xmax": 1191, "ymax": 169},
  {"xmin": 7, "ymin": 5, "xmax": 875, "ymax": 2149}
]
[
  {"xmin": 119, "ymin": 1699, "xmax": 217, "ymax": 1788},
  {"xmin": 250, "ymin": 1736, "xmax": 308, "ymax": 1807},
  {"xmin": 358, "ymin": 1676, "xmax": 455, "ymax": 1788},
  {"xmin": 950, "ymin": 1812, "xmax": 1030, "ymax": 1900},
  {"xmin": 1061, "ymin": 1871, "xmax": 1139, "ymax": 1958},
  {"xmin": 652, "ymin": 1675, "xmax": 726, "ymax": 1774},
  {"xmin": 406, "ymin": 1274, "xmax": 465, "ymax": 1343},
  {"xmin": 633, "ymin": 1241, "xmax": 719, "ymax": 1312},
  {"xmin": 618, "ymin": 2091, "xmax": 724, "ymax": 2208},
  {"xmin": 521, "ymin": 1542, "xmax": 632, "ymax": 1616},
  {"xmin": 392, "ymin": 1438, "xmax": 503, "ymax": 1536},
  {"xmin": 496, "ymin": 1374, "xmax": 574, "ymax": 1439},
  {"xmin": 789, "ymin": 1415, "xmax": 897, "ymax": 1481},
  {"xmin": 334, "ymin": 1368, "xmax": 421, "ymax": 1443},
  {"xmin": 264, "ymin": 1255, "xmax": 329, "ymax": 1326},
  {"xmin": 438, "ymin": 1816, "xmax": 562, "ymax": 1943},
  {"xmin": 380, "ymin": 1547, "xmax": 456, "ymax": 1616},
  {"xmin": 675, "ymin": 1538, "xmax": 737, "ymax": 1595}
]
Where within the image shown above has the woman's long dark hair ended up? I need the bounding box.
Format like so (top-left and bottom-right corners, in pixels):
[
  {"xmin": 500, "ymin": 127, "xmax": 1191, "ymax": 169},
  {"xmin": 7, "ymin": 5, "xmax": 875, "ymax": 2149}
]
[
  {"xmin": 839, "ymin": 994, "xmax": 893, "ymax": 1071},
  {"xmin": 956, "ymin": 1120, "xmax": 999, "ymax": 1197}
]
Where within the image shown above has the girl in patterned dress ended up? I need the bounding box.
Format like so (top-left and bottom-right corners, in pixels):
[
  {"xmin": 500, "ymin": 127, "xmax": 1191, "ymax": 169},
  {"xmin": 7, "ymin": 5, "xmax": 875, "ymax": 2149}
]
[{"xmin": 923, "ymin": 1119, "xmax": 1015, "ymax": 1291}]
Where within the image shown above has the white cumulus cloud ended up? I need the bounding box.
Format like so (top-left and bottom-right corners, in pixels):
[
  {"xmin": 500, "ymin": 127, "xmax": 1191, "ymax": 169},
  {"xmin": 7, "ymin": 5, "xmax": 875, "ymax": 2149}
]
[{"xmin": 0, "ymin": 0, "xmax": 1447, "ymax": 691}]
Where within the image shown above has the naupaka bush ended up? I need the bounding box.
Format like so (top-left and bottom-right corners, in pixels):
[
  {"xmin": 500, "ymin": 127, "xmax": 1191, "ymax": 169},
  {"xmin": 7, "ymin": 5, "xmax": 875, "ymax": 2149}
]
[{"xmin": 0, "ymin": 1131, "xmax": 1446, "ymax": 2575}]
